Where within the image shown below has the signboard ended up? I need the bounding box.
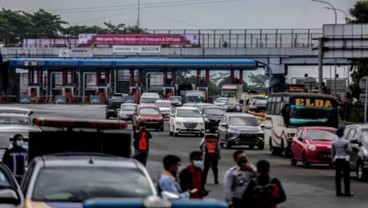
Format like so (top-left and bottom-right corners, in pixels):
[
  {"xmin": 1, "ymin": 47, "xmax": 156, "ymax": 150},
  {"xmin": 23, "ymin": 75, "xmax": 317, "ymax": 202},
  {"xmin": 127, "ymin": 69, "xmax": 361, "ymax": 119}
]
[
  {"xmin": 360, "ymin": 93, "xmax": 368, "ymax": 102},
  {"xmin": 58, "ymin": 48, "xmax": 93, "ymax": 58},
  {"xmin": 79, "ymin": 34, "xmax": 199, "ymax": 45},
  {"xmin": 359, "ymin": 76, "xmax": 368, "ymax": 92},
  {"xmin": 113, "ymin": 45, "xmax": 161, "ymax": 53},
  {"xmin": 323, "ymin": 24, "xmax": 368, "ymax": 59},
  {"xmin": 22, "ymin": 39, "xmax": 79, "ymax": 47}
]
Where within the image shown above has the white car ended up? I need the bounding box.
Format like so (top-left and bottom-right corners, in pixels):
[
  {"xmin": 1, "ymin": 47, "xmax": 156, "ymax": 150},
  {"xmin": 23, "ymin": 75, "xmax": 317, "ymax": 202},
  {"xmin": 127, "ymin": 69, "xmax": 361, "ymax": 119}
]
[
  {"xmin": 213, "ymin": 97, "xmax": 228, "ymax": 107},
  {"xmin": 155, "ymin": 100, "xmax": 172, "ymax": 117},
  {"xmin": 169, "ymin": 107, "xmax": 205, "ymax": 137}
]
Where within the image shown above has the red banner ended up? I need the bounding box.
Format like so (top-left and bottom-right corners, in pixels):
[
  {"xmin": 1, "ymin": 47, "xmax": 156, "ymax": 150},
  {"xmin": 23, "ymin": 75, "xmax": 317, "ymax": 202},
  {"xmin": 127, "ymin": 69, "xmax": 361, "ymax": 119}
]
[{"xmin": 79, "ymin": 34, "xmax": 199, "ymax": 45}]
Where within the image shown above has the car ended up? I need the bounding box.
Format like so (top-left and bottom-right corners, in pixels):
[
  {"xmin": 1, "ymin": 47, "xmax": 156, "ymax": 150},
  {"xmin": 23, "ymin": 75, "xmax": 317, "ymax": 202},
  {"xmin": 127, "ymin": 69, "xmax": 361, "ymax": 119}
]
[
  {"xmin": 223, "ymin": 98, "xmax": 241, "ymax": 112},
  {"xmin": 213, "ymin": 97, "xmax": 228, "ymax": 107},
  {"xmin": 140, "ymin": 93, "xmax": 160, "ymax": 104},
  {"xmin": 169, "ymin": 96, "xmax": 183, "ymax": 107},
  {"xmin": 17, "ymin": 118, "xmax": 157, "ymax": 208},
  {"xmin": 202, "ymin": 106, "xmax": 227, "ymax": 132},
  {"xmin": 249, "ymin": 98, "xmax": 267, "ymax": 112},
  {"xmin": 132, "ymin": 105, "xmax": 164, "ymax": 131},
  {"xmin": 109, "ymin": 93, "xmax": 124, "ymax": 100},
  {"xmin": 0, "ymin": 107, "xmax": 34, "ymax": 126},
  {"xmin": 290, "ymin": 126, "xmax": 337, "ymax": 167},
  {"xmin": 118, "ymin": 103, "xmax": 138, "ymax": 121},
  {"xmin": 123, "ymin": 96, "xmax": 137, "ymax": 104},
  {"xmin": 344, "ymin": 124, "xmax": 368, "ymax": 181},
  {"xmin": 0, "ymin": 162, "xmax": 24, "ymax": 208},
  {"xmin": 218, "ymin": 113, "xmax": 264, "ymax": 149},
  {"xmin": 155, "ymin": 100, "xmax": 172, "ymax": 117},
  {"xmin": 169, "ymin": 107, "xmax": 205, "ymax": 137},
  {"xmin": 183, "ymin": 103, "xmax": 196, "ymax": 107},
  {"xmin": 105, "ymin": 99, "xmax": 125, "ymax": 119},
  {"xmin": 195, "ymin": 103, "xmax": 214, "ymax": 112}
]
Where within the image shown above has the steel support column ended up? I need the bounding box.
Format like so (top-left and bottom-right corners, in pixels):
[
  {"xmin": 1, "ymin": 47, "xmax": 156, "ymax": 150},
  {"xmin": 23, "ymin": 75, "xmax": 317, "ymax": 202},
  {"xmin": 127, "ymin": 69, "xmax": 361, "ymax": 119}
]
[
  {"xmin": 172, "ymin": 70, "xmax": 176, "ymax": 84},
  {"xmin": 163, "ymin": 69, "xmax": 167, "ymax": 85},
  {"xmin": 239, "ymin": 70, "xmax": 243, "ymax": 84},
  {"xmin": 205, "ymin": 69, "xmax": 210, "ymax": 84},
  {"xmin": 196, "ymin": 69, "xmax": 201, "ymax": 85},
  {"xmin": 230, "ymin": 69, "xmax": 234, "ymax": 84}
]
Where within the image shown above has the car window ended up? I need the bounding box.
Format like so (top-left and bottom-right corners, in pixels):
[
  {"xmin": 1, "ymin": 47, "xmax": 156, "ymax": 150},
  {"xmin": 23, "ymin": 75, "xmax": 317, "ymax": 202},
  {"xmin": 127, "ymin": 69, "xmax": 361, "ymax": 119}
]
[
  {"xmin": 140, "ymin": 98, "xmax": 158, "ymax": 104},
  {"xmin": 0, "ymin": 170, "xmax": 11, "ymax": 188},
  {"xmin": 0, "ymin": 116, "xmax": 30, "ymax": 125},
  {"xmin": 226, "ymin": 99, "xmax": 239, "ymax": 105},
  {"xmin": 205, "ymin": 108, "xmax": 226, "ymax": 115},
  {"xmin": 139, "ymin": 108, "xmax": 160, "ymax": 115},
  {"xmin": 361, "ymin": 129, "xmax": 368, "ymax": 148},
  {"xmin": 170, "ymin": 97, "xmax": 182, "ymax": 101},
  {"xmin": 307, "ymin": 130, "xmax": 337, "ymax": 141},
  {"xmin": 346, "ymin": 129, "xmax": 356, "ymax": 141},
  {"xmin": 177, "ymin": 109, "xmax": 201, "ymax": 118},
  {"xmin": 108, "ymin": 102, "xmax": 123, "ymax": 108},
  {"xmin": 229, "ymin": 116, "xmax": 259, "ymax": 126},
  {"xmin": 32, "ymin": 167, "xmax": 153, "ymax": 202},
  {"xmin": 296, "ymin": 128, "xmax": 303, "ymax": 138},
  {"xmin": 121, "ymin": 105, "xmax": 137, "ymax": 111},
  {"xmin": 155, "ymin": 102, "xmax": 171, "ymax": 107},
  {"xmin": 215, "ymin": 98, "xmax": 227, "ymax": 103}
]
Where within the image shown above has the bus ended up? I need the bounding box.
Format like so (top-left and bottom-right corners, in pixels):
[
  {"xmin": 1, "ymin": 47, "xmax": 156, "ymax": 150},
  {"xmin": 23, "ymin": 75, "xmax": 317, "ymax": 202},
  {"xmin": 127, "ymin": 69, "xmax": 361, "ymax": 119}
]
[{"xmin": 264, "ymin": 92, "xmax": 339, "ymax": 157}]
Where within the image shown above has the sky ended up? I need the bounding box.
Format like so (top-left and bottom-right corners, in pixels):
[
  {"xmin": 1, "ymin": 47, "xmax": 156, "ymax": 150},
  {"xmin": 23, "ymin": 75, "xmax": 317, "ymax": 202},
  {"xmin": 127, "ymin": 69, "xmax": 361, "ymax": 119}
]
[{"xmin": 1, "ymin": 0, "xmax": 357, "ymax": 30}]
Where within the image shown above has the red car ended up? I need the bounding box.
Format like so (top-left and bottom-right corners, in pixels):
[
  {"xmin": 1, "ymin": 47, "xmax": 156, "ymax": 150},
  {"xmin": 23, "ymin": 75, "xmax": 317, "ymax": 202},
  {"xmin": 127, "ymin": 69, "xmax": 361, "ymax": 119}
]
[
  {"xmin": 132, "ymin": 104, "xmax": 164, "ymax": 131},
  {"xmin": 290, "ymin": 126, "xmax": 337, "ymax": 167}
]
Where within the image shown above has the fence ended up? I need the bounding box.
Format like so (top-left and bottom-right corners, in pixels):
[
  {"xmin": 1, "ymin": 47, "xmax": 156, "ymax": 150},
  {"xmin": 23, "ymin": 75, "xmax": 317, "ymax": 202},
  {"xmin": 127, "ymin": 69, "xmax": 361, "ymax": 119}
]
[{"xmin": 13, "ymin": 28, "xmax": 322, "ymax": 49}]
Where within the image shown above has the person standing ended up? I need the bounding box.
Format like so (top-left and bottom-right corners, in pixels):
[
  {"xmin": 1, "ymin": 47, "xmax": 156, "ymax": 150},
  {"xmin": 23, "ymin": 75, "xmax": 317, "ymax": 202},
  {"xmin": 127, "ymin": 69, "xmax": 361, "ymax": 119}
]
[
  {"xmin": 179, "ymin": 151, "xmax": 209, "ymax": 199},
  {"xmin": 158, "ymin": 155, "xmax": 191, "ymax": 198},
  {"xmin": 242, "ymin": 160, "xmax": 286, "ymax": 208},
  {"xmin": 133, "ymin": 125, "xmax": 152, "ymax": 166},
  {"xmin": 2, "ymin": 134, "xmax": 28, "ymax": 183},
  {"xmin": 224, "ymin": 150, "xmax": 257, "ymax": 208},
  {"xmin": 199, "ymin": 130, "xmax": 221, "ymax": 184},
  {"xmin": 331, "ymin": 127, "xmax": 354, "ymax": 197}
]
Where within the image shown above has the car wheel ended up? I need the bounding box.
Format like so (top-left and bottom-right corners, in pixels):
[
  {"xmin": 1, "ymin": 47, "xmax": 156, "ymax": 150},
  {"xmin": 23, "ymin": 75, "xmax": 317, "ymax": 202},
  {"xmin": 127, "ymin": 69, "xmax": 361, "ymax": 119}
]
[
  {"xmin": 220, "ymin": 143, "xmax": 224, "ymax": 148},
  {"xmin": 258, "ymin": 142, "xmax": 264, "ymax": 150},
  {"xmin": 200, "ymin": 133, "xmax": 204, "ymax": 137},
  {"xmin": 195, "ymin": 133, "xmax": 199, "ymax": 137},
  {"xmin": 280, "ymin": 140, "xmax": 289, "ymax": 158},
  {"xmin": 169, "ymin": 125, "xmax": 173, "ymax": 135},
  {"xmin": 249, "ymin": 145, "xmax": 254, "ymax": 150},
  {"xmin": 290, "ymin": 152, "xmax": 297, "ymax": 166},
  {"xmin": 133, "ymin": 125, "xmax": 136, "ymax": 131},
  {"xmin": 174, "ymin": 133, "xmax": 178, "ymax": 137},
  {"xmin": 270, "ymin": 138, "xmax": 277, "ymax": 155},
  {"xmin": 160, "ymin": 127, "xmax": 164, "ymax": 132},
  {"xmin": 357, "ymin": 160, "xmax": 368, "ymax": 181},
  {"xmin": 302, "ymin": 153, "xmax": 309, "ymax": 168},
  {"xmin": 225, "ymin": 136, "xmax": 232, "ymax": 149},
  {"xmin": 106, "ymin": 115, "xmax": 110, "ymax": 119}
]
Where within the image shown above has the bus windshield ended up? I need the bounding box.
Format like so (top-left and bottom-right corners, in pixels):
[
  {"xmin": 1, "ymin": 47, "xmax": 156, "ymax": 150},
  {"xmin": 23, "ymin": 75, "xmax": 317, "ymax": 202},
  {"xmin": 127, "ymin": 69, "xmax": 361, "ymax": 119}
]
[{"xmin": 288, "ymin": 97, "xmax": 338, "ymax": 128}]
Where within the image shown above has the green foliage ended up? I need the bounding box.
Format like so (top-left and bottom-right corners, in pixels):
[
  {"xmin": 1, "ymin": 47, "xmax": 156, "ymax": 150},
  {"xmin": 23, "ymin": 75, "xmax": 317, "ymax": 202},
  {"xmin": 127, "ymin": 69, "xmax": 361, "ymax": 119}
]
[
  {"xmin": 248, "ymin": 73, "xmax": 268, "ymax": 88},
  {"xmin": 347, "ymin": 1, "xmax": 368, "ymax": 99},
  {"xmin": 0, "ymin": 9, "xmax": 146, "ymax": 46}
]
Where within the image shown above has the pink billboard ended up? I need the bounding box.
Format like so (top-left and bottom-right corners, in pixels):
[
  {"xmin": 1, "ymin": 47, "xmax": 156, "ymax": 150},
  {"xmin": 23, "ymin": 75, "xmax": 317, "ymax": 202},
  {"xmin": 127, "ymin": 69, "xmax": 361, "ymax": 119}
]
[{"xmin": 79, "ymin": 34, "xmax": 199, "ymax": 45}]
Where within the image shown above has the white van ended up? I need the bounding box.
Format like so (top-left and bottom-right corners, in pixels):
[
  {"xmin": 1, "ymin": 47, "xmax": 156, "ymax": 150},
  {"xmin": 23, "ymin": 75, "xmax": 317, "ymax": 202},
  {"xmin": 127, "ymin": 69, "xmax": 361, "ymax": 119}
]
[{"xmin": 140, "ymin": 92, "xmax": 160, "ymax": 104}]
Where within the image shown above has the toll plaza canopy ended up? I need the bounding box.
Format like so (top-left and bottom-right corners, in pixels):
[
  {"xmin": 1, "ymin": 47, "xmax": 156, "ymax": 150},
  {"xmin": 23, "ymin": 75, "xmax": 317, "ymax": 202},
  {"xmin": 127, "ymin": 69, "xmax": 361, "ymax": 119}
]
[{"xmin": 9, "ymin": 58, "xmax": 259, "ymax": 70}]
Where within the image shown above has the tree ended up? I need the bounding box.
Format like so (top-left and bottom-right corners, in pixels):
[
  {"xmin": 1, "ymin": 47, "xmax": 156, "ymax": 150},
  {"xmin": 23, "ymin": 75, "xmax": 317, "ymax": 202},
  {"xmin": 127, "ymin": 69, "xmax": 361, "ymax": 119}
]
[
  {"xmin": 348, "ymin": 0, "xmax": 368, "ymax": 98},
  {"xmin": 248, "ymin": 73, "xmax": 268, "ymax": 88}
]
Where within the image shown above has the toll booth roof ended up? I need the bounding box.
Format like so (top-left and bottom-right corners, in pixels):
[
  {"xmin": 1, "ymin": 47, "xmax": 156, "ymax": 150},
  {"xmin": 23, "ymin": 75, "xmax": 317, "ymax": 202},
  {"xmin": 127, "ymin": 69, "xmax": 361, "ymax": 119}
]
[{"xmin": 9, "ymin": 58, "xmax": 259, "ymax": 70}]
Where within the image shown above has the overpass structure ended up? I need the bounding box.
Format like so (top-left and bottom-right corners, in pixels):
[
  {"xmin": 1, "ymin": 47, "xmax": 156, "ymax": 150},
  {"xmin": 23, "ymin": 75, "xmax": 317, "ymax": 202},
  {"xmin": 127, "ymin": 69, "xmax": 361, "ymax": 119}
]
[{"xmin": 0, "ymin": 28, "xmax": 354, "ymax": 103}]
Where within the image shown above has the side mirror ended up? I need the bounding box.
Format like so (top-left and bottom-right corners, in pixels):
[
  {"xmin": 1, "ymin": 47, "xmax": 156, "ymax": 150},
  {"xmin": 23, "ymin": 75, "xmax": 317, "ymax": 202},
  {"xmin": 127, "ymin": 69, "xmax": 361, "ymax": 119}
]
[
  {"xmin": 161, "ymin": 191, "xmax": 180, "ymax": 201},
  {"xmin": 220, "ymin": 123, "xmax": 228, "ymax": 128},
  {"xmin": 261, "ymin": 123, "xmax": 265, "ymax": 129},
  {"xmin": 0, "ymin": 189, "xmax": 20, "ymax": 204},
  {"xmin": 350, "ymin": 139, "xmax": 359, "ymax": 144},
  {"xmin": 170, "ymin": 113, "xmax": 175, "ymax": 117},
  {"xmin": 298, "ymin": 137, "xmax": 304, "ymax": 142}
]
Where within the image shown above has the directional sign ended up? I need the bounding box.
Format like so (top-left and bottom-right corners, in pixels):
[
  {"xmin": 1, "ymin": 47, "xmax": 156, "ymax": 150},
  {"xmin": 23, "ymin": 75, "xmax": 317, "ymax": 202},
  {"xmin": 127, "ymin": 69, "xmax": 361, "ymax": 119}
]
[{"xmin": 359, "ymin": 76, "xmax": 368, "ymax": 92}]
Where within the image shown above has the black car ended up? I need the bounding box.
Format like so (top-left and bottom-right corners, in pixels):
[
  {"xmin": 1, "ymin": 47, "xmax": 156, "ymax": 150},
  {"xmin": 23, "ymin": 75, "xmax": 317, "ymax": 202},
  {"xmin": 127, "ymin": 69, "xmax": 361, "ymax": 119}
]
[
  {"xmin": 105, "ymin": 99, "xmax": 124, "ymax": 119},
  {"xmin": 202, "ymin": 106, "xmax": 227, "ymax": 132},
  {"xmin": 218, "ymin": 113, "xmax": 264, "ymax": 149}
]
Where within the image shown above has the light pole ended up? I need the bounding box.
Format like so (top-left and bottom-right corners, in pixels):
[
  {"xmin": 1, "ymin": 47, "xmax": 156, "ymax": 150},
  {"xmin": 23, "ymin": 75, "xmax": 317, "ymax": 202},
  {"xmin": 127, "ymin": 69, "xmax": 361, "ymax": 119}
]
[
  {"xmin": 311, "ymin": 0, "xmax": 337, "ymax": 95},
  {"xmin": 324, "ymin": 7, "xmax": 348, "ymax": 22}
]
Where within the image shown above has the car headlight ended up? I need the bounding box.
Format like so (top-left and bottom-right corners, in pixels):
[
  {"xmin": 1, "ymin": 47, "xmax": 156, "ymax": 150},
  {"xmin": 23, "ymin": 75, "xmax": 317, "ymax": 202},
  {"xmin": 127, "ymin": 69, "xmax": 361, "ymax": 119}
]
[
  {"xmin": 204, "ymin": 118, "xmax": 209, "ymax": 122},
  {"xmin": 175, "ymin": 121, "xmax": 182, "ymax": 125},
  {"xmin": 308, "ymin": 144, "xmax": 316, "ymax": 151},
  {"xmin": 199, "ymin": 122, "xmax": 204, "ymax": 126},
  {"xmin": 257, "ymin": 131, "xmax": 265, "ymax": 138}
]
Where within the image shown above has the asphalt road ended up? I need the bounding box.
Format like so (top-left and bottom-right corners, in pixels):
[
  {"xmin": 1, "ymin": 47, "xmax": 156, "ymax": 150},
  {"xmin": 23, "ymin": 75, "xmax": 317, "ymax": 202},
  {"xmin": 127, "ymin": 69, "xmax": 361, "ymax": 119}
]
[{"xmin": 8, "ymin": 104, "xmax": 368, "ymax": 208}]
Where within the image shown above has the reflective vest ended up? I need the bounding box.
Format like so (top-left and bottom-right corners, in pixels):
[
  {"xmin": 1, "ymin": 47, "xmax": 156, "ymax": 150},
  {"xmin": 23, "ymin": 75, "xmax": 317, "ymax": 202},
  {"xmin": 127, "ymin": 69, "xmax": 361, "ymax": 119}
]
[{"xmin": 205, "ymin": 135, "xmax": 219, "ymax": 154}]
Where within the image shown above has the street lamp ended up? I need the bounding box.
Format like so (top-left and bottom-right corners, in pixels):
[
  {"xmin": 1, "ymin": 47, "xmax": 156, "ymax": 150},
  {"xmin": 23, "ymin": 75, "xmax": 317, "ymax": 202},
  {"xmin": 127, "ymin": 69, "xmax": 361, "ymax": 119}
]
[
  {"xmin": 325, "ymin": 7, "xmax": 348, "ymax": 22},
  {"xmin": 311, "ymin": 0, "xmax": 337, "ymax": 24}
]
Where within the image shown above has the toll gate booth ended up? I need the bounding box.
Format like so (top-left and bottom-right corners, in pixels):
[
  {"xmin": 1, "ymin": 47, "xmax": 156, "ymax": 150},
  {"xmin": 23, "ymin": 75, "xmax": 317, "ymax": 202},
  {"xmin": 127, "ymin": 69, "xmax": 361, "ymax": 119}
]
[{"xmin": 61, "ymin": 68, "xmax": 78, "ymax": 103}]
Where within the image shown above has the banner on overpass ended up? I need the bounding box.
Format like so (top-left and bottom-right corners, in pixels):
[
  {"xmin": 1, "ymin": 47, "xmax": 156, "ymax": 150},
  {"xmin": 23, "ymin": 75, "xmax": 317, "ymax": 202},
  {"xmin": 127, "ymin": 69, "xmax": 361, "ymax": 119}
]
[
  {"xmin": 58, "ymin": 48, "xmax": 93, "ymax": 58},
  {"xmin": 79, "ymin": 34, "xmax": 199, "ymax": 45},
  {"xmin": 113, "ymin": 45, "xmax": 161, "ymax": 53}
]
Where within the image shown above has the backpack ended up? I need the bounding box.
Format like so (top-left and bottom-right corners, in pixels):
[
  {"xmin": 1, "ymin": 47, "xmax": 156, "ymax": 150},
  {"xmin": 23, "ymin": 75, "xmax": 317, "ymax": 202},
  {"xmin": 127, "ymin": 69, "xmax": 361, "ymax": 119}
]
[{"xmin": 253, "ymin": 178, "xmax": 278, "ymax": 208}]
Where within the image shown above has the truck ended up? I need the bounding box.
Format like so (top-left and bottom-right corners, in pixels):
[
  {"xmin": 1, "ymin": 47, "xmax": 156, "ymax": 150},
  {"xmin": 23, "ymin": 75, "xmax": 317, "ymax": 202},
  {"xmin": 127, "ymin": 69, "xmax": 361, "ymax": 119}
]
[
  {"xmin": 222, "ymin": 84, "xmax": 243, "ymax": 101},
  {"xmin": 184, "ymin": 90, "xmax": 205, "ymax": 103}
]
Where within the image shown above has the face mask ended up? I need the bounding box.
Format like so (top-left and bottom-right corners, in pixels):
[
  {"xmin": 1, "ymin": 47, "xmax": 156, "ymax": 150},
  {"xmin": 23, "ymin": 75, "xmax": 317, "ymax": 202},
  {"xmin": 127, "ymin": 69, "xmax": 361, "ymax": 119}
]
[
  {"xmin": 16, "ymin": 140, "xmax": 24, "ymax": 147},
  {"xmin": 193, "ymin": 160, "xmax": 204, "ymax": 169}
]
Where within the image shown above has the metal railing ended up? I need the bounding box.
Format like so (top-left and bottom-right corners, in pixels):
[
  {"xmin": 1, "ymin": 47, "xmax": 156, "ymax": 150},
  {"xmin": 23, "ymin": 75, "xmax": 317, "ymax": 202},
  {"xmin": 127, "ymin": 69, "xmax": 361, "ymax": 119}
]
[{"xmin": 8, "ymin": 28, "xmax": 322, "ymax": 49}]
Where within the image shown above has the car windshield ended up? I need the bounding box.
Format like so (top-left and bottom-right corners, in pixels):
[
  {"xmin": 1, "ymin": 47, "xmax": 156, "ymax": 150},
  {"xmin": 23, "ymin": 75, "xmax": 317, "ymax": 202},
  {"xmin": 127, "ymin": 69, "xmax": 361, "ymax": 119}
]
[
  {"xmin": 255, "ymin": 99, "xmax": 267, "ymax": 104},
  {"xmin": 108, "ymin": 102, "xmax": 123, "ymax": 108},
  {"xmin": 361, "ymin": 129, "xmax": 368, "ymax": 148},
  {"xmin": 205, "ymin": 108, "xmax": 226, "ymax": 116},
  {"xmin": 140, "ymin": 98, "xmax": 158, "ymax": 104},
  {"xmin": 177, "ymin": 109, "xmax": 201, "ymax": 118},
  {"xmin": 229, "ymin": 116, "xmax": 259, "ymax": 126},
  {"xmin": 121, "ymin": 105, "xmax": 136, "ymax": 111},
  {"xmin": 170, "ymin": 97, "xmax": 182, "ymax": 101},
  {"xmin": 215, "ymin": 98, "xmax": 227, "ymax": 103},
  {"xmin": 196, "ymin": 104, "xmax": 212, "ymax": 112},
  {"xmin": 186, "ymin": 96, "xmax": 203, "ymax": 103},
  {"xmin": 32, "ymin": 167, "xmax": 153, "ymax": 202},
  {"xmin": 139, "ymin": 108, "xmax": 160, "ymax": 115},
  {"xmin": 223, "ymin": 91, "xmax": 236, "ymax": 97},
  {"xmin": 0, "ymin": 116, "xmax": 30, "ymax": 125},
  {"xmin": 156, "ymin": 102, "xmax": 171, "ymax": 107},
  {"xmin": 226, "ymin": 99, "xmax": 239, "ymax": 105},
  {"xmin": 307, "ymin": 130, "xmax": 337, "ymax": 141}
]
